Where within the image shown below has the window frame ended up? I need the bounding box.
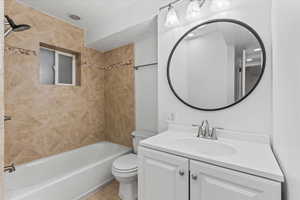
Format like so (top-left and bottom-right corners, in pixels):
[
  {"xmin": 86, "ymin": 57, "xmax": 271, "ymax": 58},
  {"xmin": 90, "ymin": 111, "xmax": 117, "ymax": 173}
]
[
  {"xmin": 54, "ymin": 51, "xmax": 76, "ymax": 86},
  {"xmin": 40, "ymin": 47, "xmax": 76, "ymax": 86}
]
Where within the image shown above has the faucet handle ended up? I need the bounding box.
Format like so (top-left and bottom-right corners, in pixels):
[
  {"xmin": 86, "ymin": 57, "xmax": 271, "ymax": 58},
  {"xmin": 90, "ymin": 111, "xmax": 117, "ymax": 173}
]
[
  {"xmin": 210, "ymin": 127, "xmax": 223, "ymax": 140},
  {"xmin": 4, "ymin": 115, "xmax": 12, "ymax": 121},
  {"xmin": 192, "ymin": 124, "xmax": 204, "ymax": 138},
  {"xmin": 4, "ymin": 163, "xmax": 16, "ymax": 173}
]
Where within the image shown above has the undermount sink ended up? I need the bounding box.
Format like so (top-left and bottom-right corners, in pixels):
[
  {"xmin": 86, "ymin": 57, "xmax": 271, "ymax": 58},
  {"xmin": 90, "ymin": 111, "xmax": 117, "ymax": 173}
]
[{"xmin": 173, "ymin": 138, "xmax": 236, "ymax": 156}]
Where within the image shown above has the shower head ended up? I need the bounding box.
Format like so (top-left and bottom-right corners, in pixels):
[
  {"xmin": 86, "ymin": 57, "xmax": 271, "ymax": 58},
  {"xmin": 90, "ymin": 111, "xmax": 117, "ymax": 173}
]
[{"xmin": 4, "ymin": 15, "xmax": 31, "ymax": 37}]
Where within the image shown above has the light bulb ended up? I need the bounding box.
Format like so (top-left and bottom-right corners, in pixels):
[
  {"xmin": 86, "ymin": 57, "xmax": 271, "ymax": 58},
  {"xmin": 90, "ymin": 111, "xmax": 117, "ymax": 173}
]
[
  {"xmin": 186, "ymin": 0, "xmax": 205, "ymax": 21},
  {"xmin": 165, "ymin": 4, "xmax": 180, "ymax": 28},
  {"xmin": 211, "ymin": 0, "xmax": 231, "ymax": 11},
  {"xmin": 254, "ymin": 48, "xmax": 262, "ymax": 52}
]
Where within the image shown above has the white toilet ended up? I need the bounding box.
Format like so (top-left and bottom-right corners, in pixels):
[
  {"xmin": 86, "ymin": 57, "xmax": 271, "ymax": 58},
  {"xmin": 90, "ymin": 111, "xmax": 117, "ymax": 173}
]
[{"xmin": 112, "ymin": 130, "xmax": 156, "ymax": 200}]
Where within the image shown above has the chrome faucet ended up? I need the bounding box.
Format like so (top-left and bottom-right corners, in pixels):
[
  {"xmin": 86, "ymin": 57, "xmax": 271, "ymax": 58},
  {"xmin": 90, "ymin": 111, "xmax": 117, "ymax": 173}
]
[
  {"xmin": 201, "ymin": 120, "xmax": 210, "ymax": 138},
  {"xmin": 4, "ymin": 163, "xmax": 16, "ymax": 173},
  {"xmin": 193, "ymin": 120, "xmax": 220, "ymax": 140}
]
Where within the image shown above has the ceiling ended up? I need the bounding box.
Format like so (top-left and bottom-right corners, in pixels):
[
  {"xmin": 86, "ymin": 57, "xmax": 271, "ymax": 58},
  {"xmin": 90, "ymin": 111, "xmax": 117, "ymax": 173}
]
[
  {"xmin": 89, "ymin": 17, "xmax": 157, "ymax": 52},
  {"xmin": 17, "ymin": 0, "xmax": 139, "ymax": 30},
  {"xmin": 17, "ymin": 0, "xmax": 167, "ymax": 51}
]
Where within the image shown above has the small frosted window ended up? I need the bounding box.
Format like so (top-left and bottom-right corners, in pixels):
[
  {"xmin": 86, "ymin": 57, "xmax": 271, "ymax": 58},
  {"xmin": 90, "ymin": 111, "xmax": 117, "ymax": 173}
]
[
  {"xmin": 40, "ymin": 48, "xmax": 55, "ymax": 85},
  {"xmin": 58, "ymin": 54, "xmax": 74, "ymax": 85},
  {"xmin": 39, "ymin": 47, "xmax": 76, "ymax": 86}
]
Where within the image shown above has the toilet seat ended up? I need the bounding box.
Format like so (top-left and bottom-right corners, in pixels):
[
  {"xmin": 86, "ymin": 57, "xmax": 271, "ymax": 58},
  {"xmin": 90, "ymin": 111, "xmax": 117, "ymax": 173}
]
[
  {"xmin": 113, "ymin": 154, "xmax": 138, "ymax": 173},
  {"xmin": 112, "ymin": 130, "xmax": 156, "ymax": 200},
  {"xmin": 112, "ymin": 155, "xmax": 138, "ymax": 200}
]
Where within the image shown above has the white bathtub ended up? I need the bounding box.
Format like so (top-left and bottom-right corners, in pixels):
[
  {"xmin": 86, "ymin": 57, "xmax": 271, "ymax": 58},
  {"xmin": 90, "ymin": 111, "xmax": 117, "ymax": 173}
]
[{"xmin": 5, "ymin": 142, "xmax": 131, "ymax": 200}]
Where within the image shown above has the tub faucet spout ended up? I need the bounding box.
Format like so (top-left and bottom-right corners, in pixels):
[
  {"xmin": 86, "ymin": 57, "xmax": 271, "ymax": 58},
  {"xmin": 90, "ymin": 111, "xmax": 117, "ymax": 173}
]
[{"xmin": 4, "ymin": 163, "xmax": 15, "ymax": 173}]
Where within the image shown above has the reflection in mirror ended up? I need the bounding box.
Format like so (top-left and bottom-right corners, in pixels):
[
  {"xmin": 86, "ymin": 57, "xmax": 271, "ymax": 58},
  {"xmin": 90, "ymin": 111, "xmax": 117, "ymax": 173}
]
[{"xmin": 168, "ymin": 20, "xmax": 265, "ymax": 111}]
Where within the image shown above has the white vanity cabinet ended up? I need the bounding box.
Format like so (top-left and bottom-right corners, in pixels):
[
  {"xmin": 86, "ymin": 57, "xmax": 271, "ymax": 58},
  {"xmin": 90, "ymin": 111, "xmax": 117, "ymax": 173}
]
[
  {"xmin": 190, "ymin": 160, "xmax": 281, "ymax": 200},
  {"xmin": 139, "ymin": 147, "xmax": 281, "ymax": 200},
  {"xmin": 138, "ymin": 147, "xmax": 189, "ymax": 200}
]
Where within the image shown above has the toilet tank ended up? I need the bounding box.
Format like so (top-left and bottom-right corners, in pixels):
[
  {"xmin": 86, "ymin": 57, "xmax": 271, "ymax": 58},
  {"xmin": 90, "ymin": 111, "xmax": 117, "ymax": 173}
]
[{"xmin": 132, "ymin": 130, "xmax": 156, "ymax": 153}]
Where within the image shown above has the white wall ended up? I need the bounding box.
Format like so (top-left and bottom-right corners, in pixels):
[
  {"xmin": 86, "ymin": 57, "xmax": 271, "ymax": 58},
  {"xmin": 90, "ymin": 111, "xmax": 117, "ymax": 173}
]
[
  {"xmin": 272, "ymin": 1, "xmax": 300, "ymax": 200},
  {"xmin": 87, "ymin": 0, "xmax": 170, "ymax": 45},
  {"xmin": 158, "ymin": 0, "xmax": 273, "ymax": 133},
  {"xmin": 134, "ymin": 21, "xmax": 158, "ymax": 133},
  {"xmin": 186, "ymin": 32, "xmax": 228, "ymax": 108},
  {"xmin": 169, "ymin": 38, "xmax": 189, "ymax": 100}
]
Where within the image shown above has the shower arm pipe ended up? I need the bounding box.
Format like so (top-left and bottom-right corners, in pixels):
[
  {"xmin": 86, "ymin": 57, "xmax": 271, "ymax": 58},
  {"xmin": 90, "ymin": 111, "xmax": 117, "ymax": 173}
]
[
  {"xmin": 4, "ymin": 27, "xmax": 13, "ymax": 37},
  {"xmin": 4, "ymin": 16, "xmax": 12, "ymax": 37}
]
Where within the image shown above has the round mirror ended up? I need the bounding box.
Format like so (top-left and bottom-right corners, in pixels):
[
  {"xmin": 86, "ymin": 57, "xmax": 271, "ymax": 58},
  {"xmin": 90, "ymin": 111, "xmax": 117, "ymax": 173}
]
[{"xmin": 167, "ymin": 19, "xmax": 266, "ymax": 111}]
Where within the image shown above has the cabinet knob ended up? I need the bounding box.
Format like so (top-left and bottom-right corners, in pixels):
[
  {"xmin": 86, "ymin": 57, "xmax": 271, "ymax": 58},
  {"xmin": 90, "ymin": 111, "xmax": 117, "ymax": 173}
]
[
  {"xmin": 191, "ymin": 174, "xmax": 198, "ymax": 180},
  {"xmin": 179, "ymin": 170, "xmax": 185, "ymax": 176}
]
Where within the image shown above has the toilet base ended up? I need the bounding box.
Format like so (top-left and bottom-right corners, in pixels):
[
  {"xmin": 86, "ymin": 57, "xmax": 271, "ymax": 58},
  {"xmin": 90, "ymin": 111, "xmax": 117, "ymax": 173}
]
[{"xmin": 118, "ymin": 179, "xmax": 137, "ymax": 200}]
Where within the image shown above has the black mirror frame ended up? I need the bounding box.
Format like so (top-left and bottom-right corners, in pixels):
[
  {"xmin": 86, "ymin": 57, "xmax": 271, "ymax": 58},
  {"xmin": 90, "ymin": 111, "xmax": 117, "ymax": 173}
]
[{"xmin": 167, "ymin": 19, "xmax": 267, "ymax": 111}]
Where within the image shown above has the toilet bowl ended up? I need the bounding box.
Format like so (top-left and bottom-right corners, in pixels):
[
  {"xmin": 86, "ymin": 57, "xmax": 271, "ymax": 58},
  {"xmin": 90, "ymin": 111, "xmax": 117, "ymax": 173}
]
[
  {"xmin": 112, "ymin": 130, "xmax": 156, "ymax": 200},
  {"xmin": 112, "ymin": 154, "xmax": 138, "ymax": 200}
]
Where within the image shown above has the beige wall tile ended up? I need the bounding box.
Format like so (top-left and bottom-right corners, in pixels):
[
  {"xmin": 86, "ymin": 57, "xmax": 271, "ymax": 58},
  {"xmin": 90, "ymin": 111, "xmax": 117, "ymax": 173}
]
[
  {"xmin": 4, "ymin": 0, "xmax": 136, "ymax": 167},
  {"xmin": 4, "ymin": 0, "xmax": 106, "ymax": 165},
  {"xmin": 0, "ymin": 0, "xmax": 5, "ymax": 198},
  {"xmin": 104, "ymin": 44, "xmax": 135, "ymax": 147}
]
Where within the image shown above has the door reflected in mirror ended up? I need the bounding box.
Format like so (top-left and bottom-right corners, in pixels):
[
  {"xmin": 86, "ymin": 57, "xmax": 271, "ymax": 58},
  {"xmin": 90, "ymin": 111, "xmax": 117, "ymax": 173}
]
[{"xmin": 167, "ymin": 19, "xmax": 266, "ymax": 111}]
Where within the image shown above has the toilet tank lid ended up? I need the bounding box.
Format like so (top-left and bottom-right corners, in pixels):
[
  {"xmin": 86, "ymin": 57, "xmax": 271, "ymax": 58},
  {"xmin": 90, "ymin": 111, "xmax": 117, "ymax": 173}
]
[{"xmin": 132, "ymin": 130, "xmax": 157, "ymax": 138}]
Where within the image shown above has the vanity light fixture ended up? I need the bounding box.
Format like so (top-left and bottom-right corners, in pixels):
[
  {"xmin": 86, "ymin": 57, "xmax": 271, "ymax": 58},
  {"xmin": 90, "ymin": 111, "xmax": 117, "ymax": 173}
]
[
  {"xmin": 163, "ymin": 0, "xmax": 233, "ymax": 28},
  {"xmin": 186, "ymin": 0, "xmax": 205, "ymax": 21},
  {"xmin": 254, "ymin": 48, "xmax": 262, "ymax": 52},
  {"xmin": 163, "ymin": 0, "xmax": 207, "ymax": 28},
  {"xmin": 165, "ymin": 4, "xmax": 180, "ymax": 27}
]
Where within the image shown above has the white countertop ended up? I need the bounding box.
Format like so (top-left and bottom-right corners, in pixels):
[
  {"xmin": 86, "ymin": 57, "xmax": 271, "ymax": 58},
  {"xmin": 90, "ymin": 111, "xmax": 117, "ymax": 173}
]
[{"xmin": 140, "ymin": 124, "xmax": 284, "ymax": 182}]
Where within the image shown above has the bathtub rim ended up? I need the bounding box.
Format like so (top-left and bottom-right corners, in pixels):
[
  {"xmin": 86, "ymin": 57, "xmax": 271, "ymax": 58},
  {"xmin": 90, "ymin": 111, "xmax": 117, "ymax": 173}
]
[
  {"xmin": 11, "ymin": 141, "xmax": 130, "ymax": 169},
  {"xmin": 5, "ymin": 141, "xmax": 132, "ymax": 200}
]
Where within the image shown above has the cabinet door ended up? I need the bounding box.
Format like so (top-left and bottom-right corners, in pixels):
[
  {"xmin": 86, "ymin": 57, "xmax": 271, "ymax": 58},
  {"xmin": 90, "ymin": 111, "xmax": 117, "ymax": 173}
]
[
  {"xmin": 138, "ymin": 147, "xmax": 189, "ymax": 200},
  {"xmin": 190, "ymin": 160, "xmax": 281, "ymax": 200}
]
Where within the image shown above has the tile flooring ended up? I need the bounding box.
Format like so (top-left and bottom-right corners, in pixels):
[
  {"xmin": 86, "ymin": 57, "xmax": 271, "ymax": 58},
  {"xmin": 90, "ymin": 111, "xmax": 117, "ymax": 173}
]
[{"xmin": 85, "ymin": 180, "xmax": 120, "ymax": 200}]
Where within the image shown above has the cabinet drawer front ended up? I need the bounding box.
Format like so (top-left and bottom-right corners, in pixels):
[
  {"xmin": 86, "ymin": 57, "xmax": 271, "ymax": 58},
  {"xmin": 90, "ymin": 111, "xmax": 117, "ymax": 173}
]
[
  {"xmin": 190, "ymin": 160, "xmax": 281, "ymax": 200},
  {"xmin": 138, "ymin": 147, "xmax": 189, "ymax": 200}
]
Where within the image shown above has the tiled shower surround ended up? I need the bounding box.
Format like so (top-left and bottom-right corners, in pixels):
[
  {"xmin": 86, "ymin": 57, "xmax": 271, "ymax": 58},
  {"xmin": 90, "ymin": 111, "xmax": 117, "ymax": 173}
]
[
  {"xmin": 104, "ymin": 47, "xmax": 135, "ymax": 148},
  {"xmin": 4, "ymin": 0, "xmax": 135, "ymax": 165}
]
